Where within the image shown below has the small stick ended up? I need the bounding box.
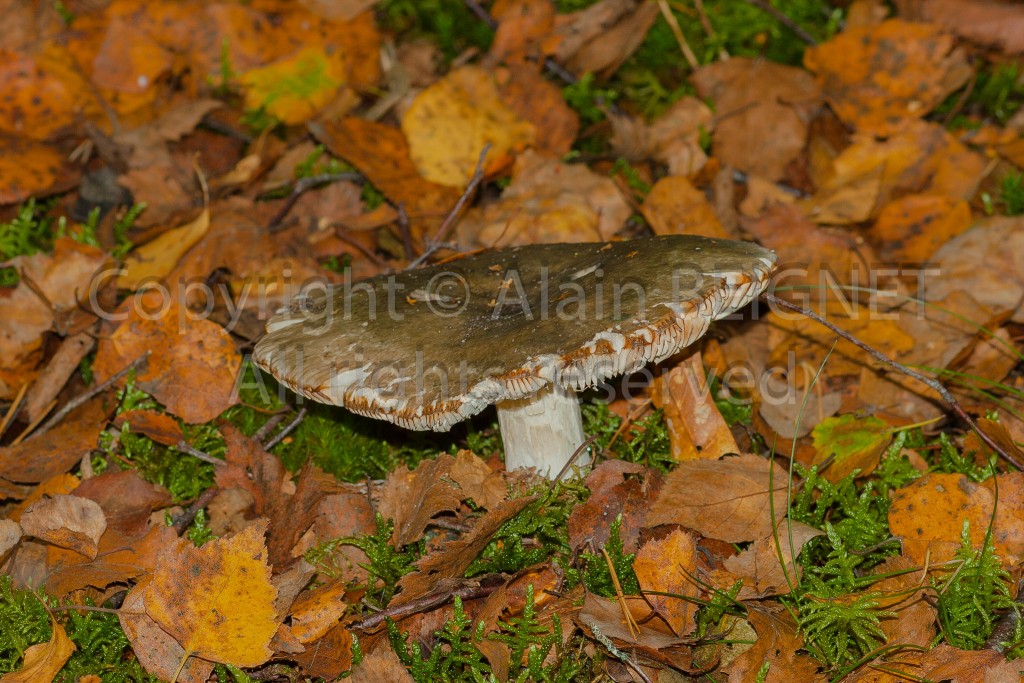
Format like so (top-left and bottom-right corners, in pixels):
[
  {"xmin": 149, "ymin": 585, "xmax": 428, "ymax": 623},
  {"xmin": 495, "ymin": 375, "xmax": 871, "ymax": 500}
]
[
  {"xmin": 396, "ymin": 202, "xmax": 415, "ymax": 262},
  {"xmin": 266, "ymin": 172, "xmax": 364, "ymax": 232},
  {"xmin": 0, "ymin": 383, "xmax": 29, "ymax": 440},
  {"xmin": 657, "ymin": 0, "xmax": 699, "ymax": 70},
  {"xmin": 262, "ymin": 407, "xmax": 307, "ymax": 451},
  {"xmin": 252, "ymin": 411, "xmax": 289, "ymax": 443},
  {"xmin": 350, "ymin": 581, "xmax": 500, "ymax": 631},
  {"xmin": 11, "ymin": 402, "xmax": 56, "ymax": 445},
  {"xmin": 407, "ymin": 145, "xmax": 491, "ymax": 270},
  {"xmin": 175, "ymin": 440, "xmax": 222, "ymax": 466},
  {"xmin": 762, "ymin": 293, "xmax": 1024, "ymax": 471},
  {"xmin": 602, "ymin": 546, "xmax": 641, "ymax": 639},
  {"xmin": 30, "ymin": 352, "xmax": 151, "ymax": 439},
  {"xmin": 742, "ymin": 0, "xmax": 818, "ymax": 45},
  {"xmin": 172, "ymin": 485, "xmax": 220, "ymax": 535}
]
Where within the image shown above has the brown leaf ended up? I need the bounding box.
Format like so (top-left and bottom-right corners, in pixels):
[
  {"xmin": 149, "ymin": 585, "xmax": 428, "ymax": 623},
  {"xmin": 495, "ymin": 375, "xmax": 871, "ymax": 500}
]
[
  {"xmin": 289, "ymin": 579, "xmax": 348, "ymax": 644},
  {"xmin": 119, "ymin": 577, "xmax": 215, "ymax": 683},
  {"xmin": 497, "ymin": 65, "xmax": 578, "ymax": 156},
  {"xmin": 871, "ymin": 555, "xmax": 935, "ymax": 648},
  {"xmin": 0, "ymin": 398, "xmax": 109, "ymax": 486},
  {"xmin": 113, "ymin": 409, "xmax": 184, "ymax": 447},
  {"xmin": 645, "ymin": 454, "xmax": 788, "ymax": 543},
  {"xmin": 567, "ymin": 460, "xmax": 662, "ymax": 553},
  {"xmin": 867, "ymin": 194, "xmax": 972, "ymax": 262},
  {"xmin": 20, "ymin": 494, "xmax": 107, "ymax": 559},
  {"xmin": 652, "ymin": 352, "xmax": 740, "ymax": 462},
  {"xmin": 0, "ymin": 519, "xmax": 22, "ymax": 563},
  {"xmin": 395, "ymin": 496, "xmax": 536, "ymax": 605},
  {"xmin": 449, "ymin": 450, "xmax": 507, "ymax": 510},
  {"xmin": 564, "ymin": 1, "xmax": 658, "ymax": 77},
  {"xmin": 642, "ymin": 176, "xmax": 730, "ymax": 239},
  {"xmin": 693, "ymin": 57, "xmax": 820, "ymax": 182},
  {"xmin": 0, "ymin": 137, "xmax": 74, "ymax": 206},
  {"xmin": 349, "ymin": 646, "xmax": 414, "ymax": 682},
  {"xmin": 632, "ymin": 529, "xmax": 700, "ymax": 637},
  {"xmin": 294, "ymin": 621, "xmax": 353, "ymax": 679},
  {"xmin": 93, "ymin": 299, "xmax": 241, "ymax": 424},
  {"xmin": 902, "ymin": 0, "xmax": 1024, "ymax": 55},
  {"xmin": 0, "ymin": 614, "xmax": 75, "ymax": 683},
  {"xmin": 73, "ymin": 470, "xmax": 171, "ymax": 537},
  {"xmin": 377, "ymin": 454, "xmax": 462, "ymax": 547},
  {"xmin": 718, "ymin": 521, "xmax": 822, "ymax": 598},
  {"xmin": 312, "ymin": 489, "xmax": 377, "ymax": 584},
  {"xmin": 724, "ymin": 606, "xmax": 819, "ymax": 683}
]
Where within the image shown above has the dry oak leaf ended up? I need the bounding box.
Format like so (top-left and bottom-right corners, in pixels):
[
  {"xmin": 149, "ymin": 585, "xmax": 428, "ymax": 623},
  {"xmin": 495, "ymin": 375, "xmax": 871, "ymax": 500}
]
[
  {"xmin": 0, "ymin": 398, "xmax": 108, "ymax": 486},
  {"xmin": 632, "ymin": 529, "xmax": 700, "ymax": 637},
  {"xmin": 717, "ymin": 521, "xmax": 823, "ymax": 599},
  {"xmin": 0, "ymin": 614, "xmax": 75, "ymax": 683},
  {"xmin": 402, "ymin": 65, "xmax": 535, "ymax": 187},
  {"xmin": 692, "ymin": 57, "xmax": 820, "ymax": 182},
  {"xmin": 567, "ymin": 459, "xmax": 662, "ymax": 554},
  {"xmin": 804, "ymin": 19, "xmax": 970, "ymax": 136},
  {"xmin": 458, "ymin": 149, "xmax": 630, "ymax": 247},
  {"xmin": 723, "ymin": 606, "xmax": 818, "ymax": 683},
  {"xmin": 395, "ymin": 495, "xmax": 536, "ymax": 605},
  {"xmin": 93, "ymin": 299, "xmax": 241, "ymax": 424},
  {"xmin": 146, "ymin": 521, "xmax": 279, "ymax": 671},
  {"xmin": 19, "ymin": 494, "xmax": 107, "ymax": 560},
  {"xmin": 119, "ymin": 577, "xmax": 214, "ymax": 683},
  {"xmin": 644, "ymin": 454, "xmax": 788, "ymax": 544},
  {"xmin": 293, "ymin": 620, "xmax": 353, "ymax": 680},
  {"xmin": 450, "ymin": 450, "xmax": 508, "ymax": 510},
  {"xmin": 376, "ymin": 453, "xmax": 462, "ymax": 547},
  {"xmin": 889, "ymin": 472, "xmax": 1024, "ymax": 567}
]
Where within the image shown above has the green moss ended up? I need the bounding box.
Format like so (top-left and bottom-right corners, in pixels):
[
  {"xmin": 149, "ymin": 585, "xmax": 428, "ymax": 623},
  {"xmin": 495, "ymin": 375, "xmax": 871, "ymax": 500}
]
[
  {"xmin": 1000, "ymin": 171, "xmax": 1024, "ymax": 216},
  {"xmin": 378, "ymin": 0, "xmax": 494, "ymax": 61},
  {"xmin": 580, "ymin": 515, "xmax": 639, "ymax": 597}
]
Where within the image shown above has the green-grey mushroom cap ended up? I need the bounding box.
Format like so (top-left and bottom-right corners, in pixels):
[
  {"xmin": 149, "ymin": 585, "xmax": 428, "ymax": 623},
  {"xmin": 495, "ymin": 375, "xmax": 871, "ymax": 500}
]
[{"xmin": 253, "ymin": 235, "xmax": 776, "ymax": 431}]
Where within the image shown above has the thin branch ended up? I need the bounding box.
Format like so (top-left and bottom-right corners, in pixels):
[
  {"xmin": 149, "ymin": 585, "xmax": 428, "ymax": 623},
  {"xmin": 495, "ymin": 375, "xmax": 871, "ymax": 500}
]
[
  {"xmin": 262, "ymin": 407, "xmax": 307, "ymax": 451},
  {"xmin": 396, "ymin": 202, "xmax": 415, "ymax": 262},
  {"xmin": 172, "ymin": 485, "xmax": 220, "ymax": 535},
  {"xmin": 742, "ymin": 0, "xmax": 818, "ymax": 45},
  {"xmin": 252, "ymin": 411, "xmax": 289, "ymax": 443},
  {"xmin": 266, "ymin": 172, "xmax": 364, "ymax": 232},
  {"xmin": 0, "ymin": 383, "xmax": 29, "ymax": 440},
  {"xmin": 30, "ymin": 352, "xmax": 150, "ymax": 439},
  {"xmin": 762, "ymin": 293, "xmax": 1024, "ymax": 470},
  {"xmin": 350, "ymin": 581, "xmax": 500, "ymax": 631},
  {"xmin": 175, "ymin": 440, "xmax": 223, "ymax": 466},
  {"xmin": 406, "ymin": 144, "xmax": 490, "ymax": 270}
]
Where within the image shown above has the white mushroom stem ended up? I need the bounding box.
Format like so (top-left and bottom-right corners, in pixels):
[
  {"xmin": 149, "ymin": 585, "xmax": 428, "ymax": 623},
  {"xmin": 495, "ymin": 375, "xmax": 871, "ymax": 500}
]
[{"xmin": 496, "ymin": 383, "xmax": 589, "ymax": 479}]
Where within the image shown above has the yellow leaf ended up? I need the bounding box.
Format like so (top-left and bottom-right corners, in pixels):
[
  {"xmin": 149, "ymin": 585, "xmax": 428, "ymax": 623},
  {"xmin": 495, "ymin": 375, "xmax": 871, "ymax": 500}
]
[
  {"xmin": 402, "ymin": 65, "xmax": 535, "ymax": 187},
  {"xmin": 145, "ymin": 521, "xmax": 278, "ymax": 672},
  {"xmin": 241, "ymin": 47, "xmax": 346, "ymax": 125},
  {"xmin": 118, "ymin": 209, "xmax": 210, "ymax": 290},
  {"xmin": 0, "ymin": 615, "xmax": 75, "ymax": 683}
]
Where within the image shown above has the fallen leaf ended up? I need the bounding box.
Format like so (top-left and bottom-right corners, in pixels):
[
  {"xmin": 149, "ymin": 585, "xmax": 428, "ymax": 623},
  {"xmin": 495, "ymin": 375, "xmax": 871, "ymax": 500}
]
[
  {"xmin": 563, "ymin": 0, "xmax": 658, "ymax": 77},
  {"xmin": 496, "ymin": 64, "xmax": 578, "ymax": 156},
  {"xmin": 811, "ymin": 414, "xmax": 893, "ymax": 482},
  {"xmin": 718, "ymin": 521, "xmax": 823, "ymax": 598},
  {"xmin": 113, "ymin": 409, "xmax": 184, "ymax": 447},
  {"xmin": 119, "ymin": 577, "xmax": 215, "ymax": 683},
  {"xmin": 0, "ymin": 399, "xmax": 108, "ymax": 486},
  {"xmin": 567, "ymin": 460, "xmax": 662, "ymax": 553},
  {"xmin": 458, "ymin": 149, "xmax": 630, "ymax": 247},
  {"xmin": 289, "ymin": 579, "xmax": 348, "ymax": 643},
  {"xmin": 377, "ymin": 454, "xmax": 462, "ymax": 547},
  {"xmin": 610, "ymin": 97, "xmax": 714, "ymax": 177},
  {"xmin": 804, "ymin": 19, "xmax": 970, "ymax": 136},
  {"xmin": 642, "ymin": 176, "xmax": 729, "ymax": 239},
  {"xmin": 693, "ymin": 57, "xmax": 821, "ymax": 182},
  {"xmin": 652, "ymin": 352, "xmax": 740, "ymax": 461},
  {"xmin": 402, "ymin": 65, "xmax": 535, "ymax": 187},
  {"xmin": 146, "ymin": 521, "xmax": 279, "ymax": 670},
  {"xmin": 349, "ymin": 646, "xmax": 414, "ymax": 682},
  {"xmin": 632, "ymin": 529, "xmax": 700, "ymax": 637},
  {"xmin": 867, "ymin": 194, "xmax": 973, "ymax": 262},
  {"xmin": 118, "ymin": 209, "xmax": 210, "ymax": 290},
  {"xmin": 19, "ymin": 494, "xmax": 107, "ymax": 559},
  {"xmin": 72, "ymin": 470, "xmax": 171, "ymax": 537},
  {"xmin": 902, "ymin": 0, "xmax": 1024, "ymax": 55},
  {"xmin": 450, "ymin": 450, "xmax": 507, "ymax": 510},
  {"xmin": 293, "ymin": 620, "xmax": 353, "ymax": 679},
  {"xmin": 0, "ymin": 520, "xmax": 22, "ymax": 562},
  {"xmin": 0, "ymin": 45, "xmax": 95, "ymax": 140},
  {"xmin": 723, "ymin": 606, "xmax": 818, "ymax": 683},
  {"xmin": 0, "ymin": 614, "xmax": 75, "ymax": 683},
  {"xmin": 241, "ymin": 46, "xmax": 347, "ymax": 125},
  {"xmin": 645, "ymin": 454, "xmax": 789, "ymax": 543},
  {"xmin": 93, "ymin": 298, "xmax": 241, "ymax": 424},
  {"xmin": 871, "ymin": 555, "xmax": 935, "ymax": 648}
]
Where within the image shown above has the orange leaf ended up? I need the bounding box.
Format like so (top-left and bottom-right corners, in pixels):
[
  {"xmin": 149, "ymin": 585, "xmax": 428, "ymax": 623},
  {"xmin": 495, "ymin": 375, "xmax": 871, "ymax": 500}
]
[
  {"xmin": 632, "ymin": 529, "xmax": 699, "ymax": 637},
  {"xmin": 145, "ymin": 522, "xmax": 279, "ymax": 670},
  {"xmin": 0, "ymin": 615, "xmax": 75, "ymax": 683}
]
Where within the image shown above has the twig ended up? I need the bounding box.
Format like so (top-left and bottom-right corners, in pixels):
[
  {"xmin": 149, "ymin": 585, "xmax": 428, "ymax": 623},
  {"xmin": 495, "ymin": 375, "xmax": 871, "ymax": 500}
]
[
  {"xmin": 30, "ymin": 352, "xmax": 150, "ymax": 439},
  {"xmin": 396, "ymin": 202, "xmax": 415, "ymax": 262},
  {"xmin": 762, "ymin": 293, "xmax": 1024, "ymax": 470},
  {"xmin": 11, "ymin": 402, "xmax": 55, "ymax": 446},
  {"xmin": 175, "ymin": 440, "xmax": 223, "ymax": 466},
  {"xmin": 742, "ymin": 0, "xmax": 818, "ymax": 45},
  {"xmin": 332, "ymin": 230, "xmax": 390, "ymax": 270},
  {"xmin": 350, "ymin": 581, "xmax": 500, "ymax": 631},
  {"xmin": 266, "ymin": 172, "xmax": 363, "ymax": 232},
  {"xmin": 406, "ymin": 145, "xmax": 490, "ymax": 270},
  {"xmin": 252, "ymin": 411, "xmax": 289, "ymax": 443},
  {"xmin": 262, "ymin": 407, "xmax": 307, "ymax": 451},
  {"xmin": 0, "ymin": 383, "xmax": 29, "ymax": 440},
  {"xmin": 172, "ymin": 485, "xmax": 220, "ymax": 535},
  {"xmin": 602, "ymin": 547, "xmax": 641, "ymax": 639},
  {"xmin": 552, "ymin": 435, "xmax": 598, "ymax": 483},
  {"xmin": 657, "ymin": 0, "xmax": 699, "ymax": 70}
]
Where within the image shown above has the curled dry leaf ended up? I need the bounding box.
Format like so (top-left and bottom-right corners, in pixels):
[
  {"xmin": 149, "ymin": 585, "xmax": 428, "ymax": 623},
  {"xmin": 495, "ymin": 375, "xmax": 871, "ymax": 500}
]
[
  {"xmin": 19, "ymin": 494, "xmax": 107, "ymax": 559},
  {"xmin": 567, "ymin": 460, "xmax": 662, "ymax": 553},
  {"xmin": 632, "ymin": 529, "xmax": 700, "ymax": 637},
  {"xmin": 644, "ymin": 454, "xmax": 789, "ymax": 544},
  {"xmin": 723, "ymin": 606, "xmax": 818, "ymax": 683},
  {"xmin": 717, "ymin": 521, "xmax": 823, "ymax": 598},
  {"xmin": 145, "ymin": 521, "xmax": 279, "ymax": 670},
  {"xmin": 0, "ymin": 614, "xmax": 75, "ymax": 683},
  {"xmin": 0, "ymin": 398, "xmax": 108, "ymax": 486},
  {"xmin": 118, "ymin": 208, "xmax": 210, "ymax": 291},
  {"xmin": 376, "ymin": 453, "xmax": 462, "ymax": 547}
]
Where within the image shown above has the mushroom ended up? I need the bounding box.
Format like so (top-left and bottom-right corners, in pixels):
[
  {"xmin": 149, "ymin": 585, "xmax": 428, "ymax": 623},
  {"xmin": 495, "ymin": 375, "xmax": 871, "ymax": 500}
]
[{"xmin": 253, "ymin": 235, "xmax": 776, "ymax": 477}]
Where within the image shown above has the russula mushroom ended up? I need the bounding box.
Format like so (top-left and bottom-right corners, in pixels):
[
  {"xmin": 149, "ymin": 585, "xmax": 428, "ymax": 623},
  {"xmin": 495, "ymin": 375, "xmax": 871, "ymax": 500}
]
[{"xmin": 253, "ymin": 235, "xmax": 776, "ymax": 477}]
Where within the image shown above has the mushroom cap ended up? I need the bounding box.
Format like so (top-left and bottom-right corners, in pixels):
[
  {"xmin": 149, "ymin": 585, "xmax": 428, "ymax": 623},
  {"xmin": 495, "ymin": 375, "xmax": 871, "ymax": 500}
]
[{"xmin": 254, "ymin": 235, "xmax": 776, "ymax": 431}]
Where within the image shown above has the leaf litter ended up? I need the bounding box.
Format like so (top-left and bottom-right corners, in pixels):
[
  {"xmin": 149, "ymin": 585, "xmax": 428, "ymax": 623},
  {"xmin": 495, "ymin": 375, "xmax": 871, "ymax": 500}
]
[{"xmin": 2, "ymin": 0, "xmax": 1024, "ymax": 681}]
